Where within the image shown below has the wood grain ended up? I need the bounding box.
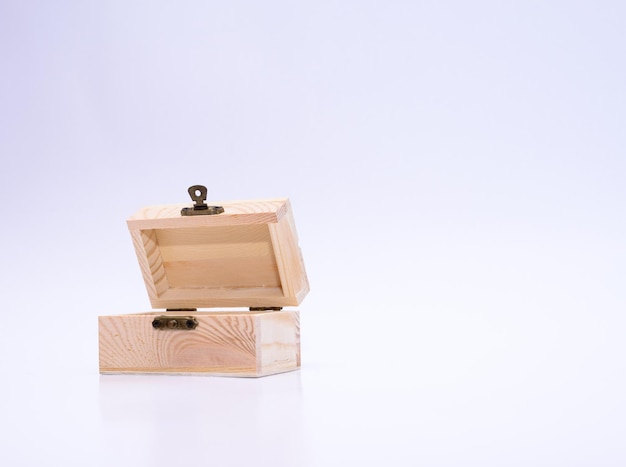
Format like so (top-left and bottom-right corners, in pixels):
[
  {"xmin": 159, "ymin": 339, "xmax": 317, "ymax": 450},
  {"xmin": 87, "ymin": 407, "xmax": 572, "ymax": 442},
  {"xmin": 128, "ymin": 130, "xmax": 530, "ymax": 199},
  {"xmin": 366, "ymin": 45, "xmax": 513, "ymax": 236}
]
[
  {"xmin": 128, "ymin": 198, "xmax": 309, "ymax": 309},
  {"xmin": 127, "ymin": 199, "xmax": 289, "ymax": 230},
  {"xmin": 156, "ymin": 225, "xmax": 280, "ymax": 288},
  {"xmin": 268, "ymin": 200, "xmax": 310, "ymax": 303},
  {"xmin": 99, "ymin": 311, "xmax": 300, "ymax": 376},
  {"xmin": 260, "ymin": 310, "xmax": 301, "ymax": 375}
]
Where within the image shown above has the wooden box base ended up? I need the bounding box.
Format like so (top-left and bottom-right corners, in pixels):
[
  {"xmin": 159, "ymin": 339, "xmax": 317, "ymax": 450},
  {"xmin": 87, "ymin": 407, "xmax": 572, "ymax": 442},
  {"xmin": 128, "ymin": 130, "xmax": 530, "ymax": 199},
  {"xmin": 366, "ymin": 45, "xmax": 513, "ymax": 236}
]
[{"xmin": 98, "ymin": 310, "xmax": 300, "ymax": 377}]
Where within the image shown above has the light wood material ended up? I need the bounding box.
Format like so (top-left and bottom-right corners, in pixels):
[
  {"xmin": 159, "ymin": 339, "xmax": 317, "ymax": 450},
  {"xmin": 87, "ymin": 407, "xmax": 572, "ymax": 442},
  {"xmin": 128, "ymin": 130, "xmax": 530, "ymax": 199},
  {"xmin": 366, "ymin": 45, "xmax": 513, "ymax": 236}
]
[
  {"xmin": 127, "ymin": 198, "xmax": 309, "ymax": 309},
  {"xmin": 99, "ymin": 310, "xmax": 300, "ymax": 377},
  {"xmin": 127, "ymin": 199, "xmax": 289, "ymax": 229},
  {"xmin": 100, "ymin": 197, "xmax": 308, "ymax": 377}
]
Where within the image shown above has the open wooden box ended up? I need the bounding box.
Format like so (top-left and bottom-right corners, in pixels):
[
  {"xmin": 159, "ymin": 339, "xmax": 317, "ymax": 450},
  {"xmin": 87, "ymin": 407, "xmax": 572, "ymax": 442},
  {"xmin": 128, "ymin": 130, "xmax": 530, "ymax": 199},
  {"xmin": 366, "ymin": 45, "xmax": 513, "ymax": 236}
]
[{"xmin": 98, "ymin": 186, "xmax": 309, "ymax": 377}]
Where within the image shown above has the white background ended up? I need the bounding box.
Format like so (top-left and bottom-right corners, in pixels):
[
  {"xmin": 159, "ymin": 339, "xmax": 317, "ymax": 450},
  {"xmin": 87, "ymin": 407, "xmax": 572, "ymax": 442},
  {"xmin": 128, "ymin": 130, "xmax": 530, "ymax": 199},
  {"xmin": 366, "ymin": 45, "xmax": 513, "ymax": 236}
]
[{"xmin": 1, "ymin": 1, "xmax": 625, "ymax": 465}]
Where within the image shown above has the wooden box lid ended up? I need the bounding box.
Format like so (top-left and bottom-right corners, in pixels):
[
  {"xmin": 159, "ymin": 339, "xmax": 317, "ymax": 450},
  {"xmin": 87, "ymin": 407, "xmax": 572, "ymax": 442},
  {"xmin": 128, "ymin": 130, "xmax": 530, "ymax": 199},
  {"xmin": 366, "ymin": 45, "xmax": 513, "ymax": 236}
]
[{"xmin": 127, "ymin": 192, "xmax": 309, "ymax": 309}]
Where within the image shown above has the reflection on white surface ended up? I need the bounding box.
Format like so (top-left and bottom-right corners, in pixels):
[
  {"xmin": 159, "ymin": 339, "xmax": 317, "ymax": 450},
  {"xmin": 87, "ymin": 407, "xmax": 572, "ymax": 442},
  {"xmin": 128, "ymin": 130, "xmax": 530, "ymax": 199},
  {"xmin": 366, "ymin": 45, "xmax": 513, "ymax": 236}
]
[
  {"xmin": 3, "ymin": 344, "xmax": 626, "ymax": 467},
  {"xmin": 99, "ymin": 373, "xmax": 305, "ymax": 466}
]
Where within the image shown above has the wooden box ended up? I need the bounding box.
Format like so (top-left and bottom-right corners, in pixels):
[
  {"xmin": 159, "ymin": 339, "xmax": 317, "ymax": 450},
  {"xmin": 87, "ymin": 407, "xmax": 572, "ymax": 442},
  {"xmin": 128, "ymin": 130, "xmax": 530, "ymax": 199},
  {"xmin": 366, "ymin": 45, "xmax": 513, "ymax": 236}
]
[{"xmin": 98, "ymin": 187, "xmax": 309, "ymax": 377}]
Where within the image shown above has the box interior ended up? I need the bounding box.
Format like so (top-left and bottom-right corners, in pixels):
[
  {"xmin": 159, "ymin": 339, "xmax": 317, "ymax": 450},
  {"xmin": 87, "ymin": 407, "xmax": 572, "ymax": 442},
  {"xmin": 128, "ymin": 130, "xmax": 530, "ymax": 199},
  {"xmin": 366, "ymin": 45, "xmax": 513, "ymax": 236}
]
[{"xmin": 142, "ymin": 224, "xmax": 285, "ymax": 301}]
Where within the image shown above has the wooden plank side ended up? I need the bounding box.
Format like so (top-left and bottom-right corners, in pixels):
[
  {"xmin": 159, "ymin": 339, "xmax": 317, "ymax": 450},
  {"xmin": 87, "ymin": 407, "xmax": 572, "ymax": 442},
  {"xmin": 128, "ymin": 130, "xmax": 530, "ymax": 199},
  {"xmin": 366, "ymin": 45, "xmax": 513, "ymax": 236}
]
[
  {"xmin": 150, "ymin": 288, "xmax": 289, "ymax": 309},
  {"xmin": 259, "ymin": 310, "xmax": 300, "ymax": 376},
  {"xmin": 156, "ymin": 225, "xmax": 275, "ymax": 260},
  {"xmin": 163, "ymin": 258, "xmax": 281, "ymax": 289},
  {"xmin": 127, "ymin": 199, "xmax": 289, "ymax": 231},
  {"xmin": 99, "ymin": 312, "xmax": 260, "ymax": 376},
  {"xmin": 155, "ymin": 224, "xmax": 281, "ymax": 289},
  {"xmin": 129, "ymin": 229, "xmax": 169, "ymax": 303},
  {"xmin": 283, "ymin": 201, "xmax": 310, "ymax": 304},
  {"xmin": 141, "ymin": 229, "xmax": 169, "ymax": 298},
  {"xmin": 268, "ymin": 201, "xmax": 309, "ymax": 305}
]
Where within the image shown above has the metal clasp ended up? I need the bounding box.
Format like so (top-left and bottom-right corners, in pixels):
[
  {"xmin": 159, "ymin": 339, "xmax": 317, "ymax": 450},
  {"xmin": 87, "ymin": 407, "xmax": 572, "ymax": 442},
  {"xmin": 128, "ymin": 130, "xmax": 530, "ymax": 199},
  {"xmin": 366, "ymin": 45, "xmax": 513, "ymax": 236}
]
[
  {"xmin": 181, "ymin": 185, "xmax": 224, "ymax": 216},
  {"xmin": 152, "ymin": 316, "xmax": 198, "ymax": 330}
]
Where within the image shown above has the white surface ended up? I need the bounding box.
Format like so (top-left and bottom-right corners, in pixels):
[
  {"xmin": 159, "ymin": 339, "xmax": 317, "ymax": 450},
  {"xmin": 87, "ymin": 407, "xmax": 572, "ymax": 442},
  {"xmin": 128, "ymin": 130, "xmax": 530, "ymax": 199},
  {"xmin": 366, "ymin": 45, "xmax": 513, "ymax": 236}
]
[{"xmin": 1, "ymin": 1, "xmax": 625, "ymax": 465}]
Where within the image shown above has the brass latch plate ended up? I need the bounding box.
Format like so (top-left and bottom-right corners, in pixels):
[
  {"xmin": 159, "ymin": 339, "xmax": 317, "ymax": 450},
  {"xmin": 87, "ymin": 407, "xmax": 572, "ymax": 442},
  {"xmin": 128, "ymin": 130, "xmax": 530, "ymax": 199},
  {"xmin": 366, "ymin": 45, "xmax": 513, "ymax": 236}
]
[{"xmin": 152, "ymin": 316, "xmax": 198, "ymax": 330}]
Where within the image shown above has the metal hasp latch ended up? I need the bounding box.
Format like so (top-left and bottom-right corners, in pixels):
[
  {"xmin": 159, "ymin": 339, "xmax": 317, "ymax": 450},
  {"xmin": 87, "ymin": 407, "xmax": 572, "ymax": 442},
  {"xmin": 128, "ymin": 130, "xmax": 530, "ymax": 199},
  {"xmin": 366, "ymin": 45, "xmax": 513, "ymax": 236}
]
[
  {"xmin": 181, "ymin": 185, "xmax": 224, "ymax": 216},
  {"xmin": 152, "ymin": 316, "xmax": 199, "ymax": 330}
]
